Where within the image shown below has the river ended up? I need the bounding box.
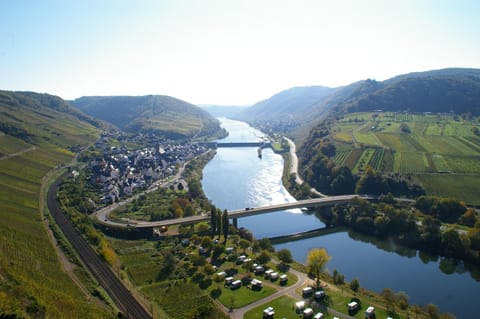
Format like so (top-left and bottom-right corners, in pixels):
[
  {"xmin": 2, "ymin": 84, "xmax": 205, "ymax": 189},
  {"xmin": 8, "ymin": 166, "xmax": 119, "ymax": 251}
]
[{"xmin": 201, "ymin": 117, "xmax": 480, "ymax": 318}]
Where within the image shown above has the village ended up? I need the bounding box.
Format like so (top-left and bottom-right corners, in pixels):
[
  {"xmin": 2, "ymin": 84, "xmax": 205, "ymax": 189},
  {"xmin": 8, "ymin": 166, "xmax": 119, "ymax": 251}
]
[{"xmin": 86, "ymin": 130, "xmax": 211, "ymax": 204}]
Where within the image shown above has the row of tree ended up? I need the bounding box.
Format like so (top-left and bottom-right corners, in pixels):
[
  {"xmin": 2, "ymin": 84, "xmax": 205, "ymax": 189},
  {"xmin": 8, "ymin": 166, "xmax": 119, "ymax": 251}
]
[
  {"xmin": 317, "ymin": 197, "xmax": 480, "ymax": 264},
  {"xmin": 209, "ymin": 206, "xmax": 230, "ymax": 240}
]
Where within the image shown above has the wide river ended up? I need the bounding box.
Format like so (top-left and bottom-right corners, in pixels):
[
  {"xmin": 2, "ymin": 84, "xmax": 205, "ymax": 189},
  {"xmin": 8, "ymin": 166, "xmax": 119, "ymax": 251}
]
[{"xmin": 201, "ymin": 118, "xmax": 479, "ymax": 318}]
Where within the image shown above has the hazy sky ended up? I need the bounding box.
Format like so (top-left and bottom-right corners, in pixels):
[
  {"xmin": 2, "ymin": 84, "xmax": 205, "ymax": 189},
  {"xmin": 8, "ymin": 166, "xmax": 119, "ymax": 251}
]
[{"xmin": 1, "ymin": 0, "xmax": 479, "ymax": 105}]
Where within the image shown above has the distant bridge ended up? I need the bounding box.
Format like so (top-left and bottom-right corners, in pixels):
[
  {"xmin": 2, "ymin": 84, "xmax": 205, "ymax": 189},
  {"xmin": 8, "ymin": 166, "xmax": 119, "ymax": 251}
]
[
  {"xmin": 204, "ymin": 141, "xmax": 271, "ymax": 148},
  {"xmin": 95, "ymin": 194, "xmax": 374, "ymax": 230}
]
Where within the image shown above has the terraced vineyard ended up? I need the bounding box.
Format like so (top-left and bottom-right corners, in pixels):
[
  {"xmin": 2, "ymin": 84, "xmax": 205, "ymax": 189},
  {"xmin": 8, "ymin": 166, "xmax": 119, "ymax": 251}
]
[
  {"xmin": 0, "ymin": 91, "xmax": 114, "ymax": 318},
  {"xmin": 332, "ymin": 112, "xmax": 480, "ymax": 204}
]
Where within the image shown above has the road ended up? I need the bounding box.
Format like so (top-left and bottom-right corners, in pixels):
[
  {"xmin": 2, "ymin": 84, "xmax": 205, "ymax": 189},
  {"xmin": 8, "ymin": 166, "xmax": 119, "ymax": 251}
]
[
  {"xmin": 48, "ymin": 174, "xmax": 151, "ymax": 319},
  {"xmin": 283, "ymin": 137, "xmax": 303, "ymax": 185},
  {"xmin": 94, "ymin": 194, "xmax": 373, "ymax": 229},
  {"xmin": 283, "ymin": 137, "xmax": 327, "ymax": 197},
  {"xmin": 0, "ymin": 145, "xmax": 36, "ymax": 161}
]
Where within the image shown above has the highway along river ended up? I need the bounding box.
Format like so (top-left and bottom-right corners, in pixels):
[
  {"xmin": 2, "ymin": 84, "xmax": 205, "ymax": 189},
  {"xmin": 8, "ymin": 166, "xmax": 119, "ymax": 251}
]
[{"xmin": 201, "ymin": 117, "xmax": 479, "ymax": 318}]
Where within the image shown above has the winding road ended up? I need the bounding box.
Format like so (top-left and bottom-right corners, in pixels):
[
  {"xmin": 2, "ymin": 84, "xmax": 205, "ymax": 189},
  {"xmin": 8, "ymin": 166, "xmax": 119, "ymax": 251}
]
[
  {"xmin": 283, "ymin": 137, "xmax": 327, "ymax": 197},
  {"xmin": 229, "ymin": 266, "xmax": 356, "ymax": 319}
]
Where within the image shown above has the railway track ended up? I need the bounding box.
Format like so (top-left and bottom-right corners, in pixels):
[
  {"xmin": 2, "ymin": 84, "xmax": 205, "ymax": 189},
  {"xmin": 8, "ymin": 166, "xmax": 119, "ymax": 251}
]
[{"xmin": 47, "ymin": 176, "xmax": 151, "ymax": 319}]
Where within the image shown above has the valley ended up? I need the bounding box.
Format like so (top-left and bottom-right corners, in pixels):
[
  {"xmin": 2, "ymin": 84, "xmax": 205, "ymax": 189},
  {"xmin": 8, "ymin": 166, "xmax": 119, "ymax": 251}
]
[{"xmin": 2, "ymin": 68, "xmax": 480, "ymax": 319}]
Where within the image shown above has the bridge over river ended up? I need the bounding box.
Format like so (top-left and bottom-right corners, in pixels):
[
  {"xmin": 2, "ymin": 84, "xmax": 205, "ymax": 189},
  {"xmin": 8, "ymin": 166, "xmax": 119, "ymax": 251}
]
[
  {"xmin": 203, "ymin": 141, "xmax": 272, "ymax": 148},
  {"xmin": 95, "ymin": 195, "xmax": 374, "ymax": 232}
]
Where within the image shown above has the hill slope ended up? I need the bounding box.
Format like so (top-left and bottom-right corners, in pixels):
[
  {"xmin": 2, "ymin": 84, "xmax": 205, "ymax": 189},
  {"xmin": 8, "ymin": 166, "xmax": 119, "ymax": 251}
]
[
  {"xmin": 0, "ymin": 91, "xmax": 113, "ymax": 318},
  {"xmin": 71, "ymin": 95, "xmax": 224, "ymax": 139},
  {"xmin": 233, "ymin": 86, "xmax": 337, "ymax": 123},
  {"xmin": 335, "ymin": 68, "xmax": 480, "ymax": 115},
  {"xmin": 233, "ymin": 68, "xmax": 480, "ymax": 140},
  {"xmin": 199, "ymin": 104, "xmax": 248, "ymax": 118},
  {"xmin": 296, "ymin": 68, "xmax": 480, "ymax": 203}
]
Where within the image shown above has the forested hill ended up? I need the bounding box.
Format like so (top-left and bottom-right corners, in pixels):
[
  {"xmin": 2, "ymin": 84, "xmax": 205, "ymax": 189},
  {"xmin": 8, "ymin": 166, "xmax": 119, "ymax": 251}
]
[
  {"xmin": 233, "ymin": 86, "xmax": 337, "ymax": 123},
  {"xmin": 71, "ymin": 95, "xmax": 224, "ymax": 139},
  {"xmin": 334, "ymin": 68, "xmax": 480, "ymax": 116}
]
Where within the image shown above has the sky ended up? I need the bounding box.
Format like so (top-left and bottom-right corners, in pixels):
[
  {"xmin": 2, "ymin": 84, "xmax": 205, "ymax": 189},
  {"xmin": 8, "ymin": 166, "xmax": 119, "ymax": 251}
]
[{"xmin": 1, "ymin": 0, "xmax": 480, "ymax": 105}]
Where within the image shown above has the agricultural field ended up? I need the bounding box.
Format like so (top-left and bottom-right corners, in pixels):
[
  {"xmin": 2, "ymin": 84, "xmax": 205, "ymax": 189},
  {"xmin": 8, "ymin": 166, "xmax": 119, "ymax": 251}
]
[
  {"xmin": 393, "ymin": 152, "xmax": 430, "ymax": 173},
  {"xmin": 332, "ymin": 112, "xmax": 480, "ymax": 203},
  {"xmin": 333, "ymin": 150, "xmax": 351, "ymax": 166},
  {"xmin": 415, "ymin": 174, "xmax": 480, "ymax": 206},
  {"xmin": 352, "ymin": 148, "xmax": 384, "ymax": 173}
]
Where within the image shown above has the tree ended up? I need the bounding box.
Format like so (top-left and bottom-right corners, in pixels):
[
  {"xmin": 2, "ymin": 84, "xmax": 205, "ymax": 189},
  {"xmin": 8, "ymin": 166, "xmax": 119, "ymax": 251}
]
[
  {"xmin": 380, "ymin": 288, "xmax": 396, "ymax": 314},
  {"xmin": 355, "ymin": 166, "xmax": 389, "ymax": 195},
  {"xmin": 201, "ymin": 236, "xmax": 213, "ymax": 252},
  {"xmin": 258, "ymin": 238, "xmax": 274, "ymax": 252},
  {"xmin": 211, "ymin": 244, "xmax": 224, "ymax": 262},
  {"xmin": 277, "ymin": 249, "xmax": 293, "ymax": 264},
  {"xmin": 216, "ymin": 212, "xmax": 222, "ymax": 237},
  {"xmin": 332, "ymin": 269, "xmax": 344, "ymax": 285},
  {"xmin": 396, "ymin": 291, "xmax": 409, "ymax": 310},
  {"xmin": 222, "ymin": 209, "xmax": 229, "ymax": 240},
  {"xmin": 350, "ymin": 278, "xmax": 360, "ymax": 293},
  {"xmin": 184, "ymin": 204, "xmax": 194, "ymax": 217},
  {"xmin": 210, "ymin": 206, "xmax": 217, "ymax": 235},
  {"xmin": 256, "ymin": 250, "xmax": 271, "ymax": 265},
  {"xmin": 425, "ymin": 303, "xmax": 439, "ymax": 319},
  {"xmin": 158, "ymin": 250, "xmax": 176, "ymax": 280},
  {"xmin": 203, "ymin": 264, "xmax": 215, "ymax": 275},
  {"xmin": 442, "ymin": 228, "xmax": 469, "ymax": 258},
  {"xmin": 238, "ymin": 239, "xmax": 250, "ymax": 253},
  {"xmin": 459, "ymin": 208, "xmax": 477, "ymax": 227},
  {"xmin": 306, "ymin": 248, "xmax": 331, "ymax": 289}
]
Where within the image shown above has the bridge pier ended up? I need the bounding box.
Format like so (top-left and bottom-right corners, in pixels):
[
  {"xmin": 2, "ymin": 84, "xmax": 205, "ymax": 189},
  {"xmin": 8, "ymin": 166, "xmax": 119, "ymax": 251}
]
[{"xmin": 233, "ymin": 218, "xmax": 238, "ymax": 229}]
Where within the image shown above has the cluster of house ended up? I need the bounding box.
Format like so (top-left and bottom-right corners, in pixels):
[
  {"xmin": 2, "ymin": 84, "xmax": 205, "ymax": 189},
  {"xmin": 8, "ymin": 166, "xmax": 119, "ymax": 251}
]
[{"xmin": 89, "ymin": 135, "xmax": 209, "ymax": 204}]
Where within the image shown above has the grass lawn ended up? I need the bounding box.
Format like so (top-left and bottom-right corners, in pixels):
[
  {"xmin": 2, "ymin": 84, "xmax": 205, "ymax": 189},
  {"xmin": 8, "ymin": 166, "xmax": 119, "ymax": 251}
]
[
  {"xmin": 214, "ymin": 284, "xmax": 277, "ymax": 309},
  {"xmin": 243, "ymin": 295, "xmax": 298, "ymax": 319},
  {"xmin": 327, "ymin": 291, "xmax": 405, "ymax": 319}
]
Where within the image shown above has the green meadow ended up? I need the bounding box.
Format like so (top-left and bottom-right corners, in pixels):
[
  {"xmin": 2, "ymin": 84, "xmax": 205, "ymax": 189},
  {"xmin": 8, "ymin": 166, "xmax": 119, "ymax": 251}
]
[{"xmin": 332, "ymin": 112, "xmax": 480, "ymax": 204}]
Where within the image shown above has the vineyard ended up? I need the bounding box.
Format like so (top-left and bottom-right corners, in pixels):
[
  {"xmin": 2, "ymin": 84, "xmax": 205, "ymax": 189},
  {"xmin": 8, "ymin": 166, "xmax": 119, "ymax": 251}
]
[
  {"xmin": 331, "ymin": 112, "xmax": 480, "ymax": 203},
  {"xmin": 352, "ymin": 148, "xmax": 384, "ymax": 173},
  {"xmin": 431, "ymin": 154, "xmax": 451, "ymax": 173},
  {"xmin": 333, "ymin": 150, "xmax": 351, "ymax": 166},
  {"xmin": 369, "ymin": 149, "xmax": 385, "ymax": 171}
]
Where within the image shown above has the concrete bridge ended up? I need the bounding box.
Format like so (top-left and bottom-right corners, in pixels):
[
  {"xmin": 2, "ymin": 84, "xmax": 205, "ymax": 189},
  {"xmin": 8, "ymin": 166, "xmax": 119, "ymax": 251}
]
[{"xmin": 95, "ymin": 194, "xmax": 374, "ymax": 231}]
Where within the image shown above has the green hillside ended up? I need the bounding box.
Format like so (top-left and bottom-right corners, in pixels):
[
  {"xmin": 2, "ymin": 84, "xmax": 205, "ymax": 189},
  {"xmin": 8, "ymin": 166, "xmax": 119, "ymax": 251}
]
[
  {"xmin": 71, "ymin": 95, "xmax": 224, "ymax": 139},
  {"xmin": 300, "ymin": 111, "xmax": 480, "ymax": 204},
  {"xmin": 236, "ymin": 68, "xmax": 480, "ymax": 142},
  {"xmin": 341, "ymin": 74, "xmax": 480, "ymax": 115},
  {"xmin": 0, "ymin": 91, "xmax": 113, "ymax": 318}
]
